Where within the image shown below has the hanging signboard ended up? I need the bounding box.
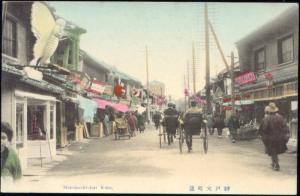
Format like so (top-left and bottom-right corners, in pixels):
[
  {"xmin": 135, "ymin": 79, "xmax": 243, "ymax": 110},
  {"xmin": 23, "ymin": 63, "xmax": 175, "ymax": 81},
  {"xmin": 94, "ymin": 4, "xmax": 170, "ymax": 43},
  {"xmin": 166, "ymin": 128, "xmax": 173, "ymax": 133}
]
[
  {"xmin": 85, "ymin": 80, "xmax": 106, "ymax": 94},
  {"xmin": 103, "ymin": 84, "xmax": 113, "ymax": 95},
  {"xmin": 291, "ymin": 101, "xmax": 297, "ymax": 111},
  {"xmin": 235, "ymin": 71, "xmax": 256, "ymax": 85}
]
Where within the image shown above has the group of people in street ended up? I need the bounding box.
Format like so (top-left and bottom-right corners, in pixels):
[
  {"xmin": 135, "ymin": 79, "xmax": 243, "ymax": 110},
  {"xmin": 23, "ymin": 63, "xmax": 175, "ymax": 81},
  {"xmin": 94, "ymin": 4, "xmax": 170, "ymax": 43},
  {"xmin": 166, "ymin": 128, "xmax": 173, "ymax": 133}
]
[
  {"xmin": 112, "ymin": 111, "xmax": 147, "ymax": 137},
  {"xmin": 157, "ymin": 99, "xmax": 290, "ymax": 172}
]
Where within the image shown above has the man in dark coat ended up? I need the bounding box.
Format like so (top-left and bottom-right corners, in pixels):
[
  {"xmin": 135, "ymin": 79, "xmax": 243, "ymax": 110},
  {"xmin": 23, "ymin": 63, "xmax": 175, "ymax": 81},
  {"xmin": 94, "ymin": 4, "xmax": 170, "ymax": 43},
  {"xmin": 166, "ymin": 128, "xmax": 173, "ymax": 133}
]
[
  {"xmin": 152, "ymin": 111, "xmax": 162, "ymax": 130},
  {"xmin": 163, "ymin": 103, "xmax": 179, "ymax": 145},
  {"xmin": 214, "ymin": 113, "xmax": 225, "ymax": 137},
  {"xmin": 227, "ymin": 111, "xmax": 240, "ymax": 142},
  {"xmin": 183, "ymin": 101, "xmax": 204, "ymax": 152},
  {"xmin": 259, "ymin": 102, "xmax": 289, "ymax": 171}
]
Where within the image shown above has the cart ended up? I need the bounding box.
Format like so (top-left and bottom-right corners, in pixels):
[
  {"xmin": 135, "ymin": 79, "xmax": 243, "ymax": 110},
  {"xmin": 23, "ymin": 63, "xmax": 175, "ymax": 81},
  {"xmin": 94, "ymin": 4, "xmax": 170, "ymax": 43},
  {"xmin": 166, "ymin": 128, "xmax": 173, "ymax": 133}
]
[
  {"xmin": 114, "ymin": 118, "xmax": 131, "ymax": 140},
  {"xmin": 179, "ymin": 121, "xmax": 208, "ymax": 154},
  {"xmin": 236, "ymin": 123, "xmax": 259, "ymax": 141}
]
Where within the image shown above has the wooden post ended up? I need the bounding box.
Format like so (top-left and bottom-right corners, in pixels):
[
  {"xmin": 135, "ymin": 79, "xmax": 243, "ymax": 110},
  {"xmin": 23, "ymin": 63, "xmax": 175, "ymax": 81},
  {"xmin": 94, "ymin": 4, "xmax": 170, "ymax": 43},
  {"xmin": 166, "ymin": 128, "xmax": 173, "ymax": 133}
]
[
  {"xmin": 208, "ymin": 21, "xmax": 230, "ymax": 71},
  {"xmin": 146, "ymin": 45, "xmax": 150, "ymax": 123},
  {"xmin": 204, "ymin": 3, "xmax": 211, "ymax": 114},
  {"xmin": 231, "ymin": 52, "xmax": 235, "ymax": 113},
  {"xmin": 192, "ymin": 42, "xmax": 196, "ymax": 94}
]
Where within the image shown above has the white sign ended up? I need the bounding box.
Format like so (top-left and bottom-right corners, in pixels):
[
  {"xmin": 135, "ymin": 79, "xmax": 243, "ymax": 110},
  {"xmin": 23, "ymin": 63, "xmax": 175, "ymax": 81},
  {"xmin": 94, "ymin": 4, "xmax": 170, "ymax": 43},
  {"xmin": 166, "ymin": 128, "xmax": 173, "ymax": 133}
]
[
  {"xmin": 23, "ymin": 67, "xmax": 43, "ymax": 81},
  {"xmin": 291, "ymin": 101, "xmax": 297, "ymax": 111}
]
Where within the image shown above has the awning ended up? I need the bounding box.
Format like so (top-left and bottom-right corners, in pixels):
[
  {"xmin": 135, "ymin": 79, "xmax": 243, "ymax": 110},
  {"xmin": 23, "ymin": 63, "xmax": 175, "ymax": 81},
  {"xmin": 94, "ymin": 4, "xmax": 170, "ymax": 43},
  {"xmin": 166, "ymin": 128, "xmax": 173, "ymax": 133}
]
[
  {"xmin": 15, "ymin": 90, "xmax": 58, "ymax": 102},
  {"xmin": 223, "ymin": 100, "xmax": 254, "ymax": 106},
  {"xmin": 78, "ymin": 95, "xmax": 97, "ymax": 123},
  {"xmin": 113, "ymin": 103, "xmax": 129, "ymax": 113},
  {"xmin": 92, "ymin": 98, "xmax": 129, "ymax": 112},
  {"xmin": 93, "ymin": 98, "xmax": 114, "ymax": 109}
]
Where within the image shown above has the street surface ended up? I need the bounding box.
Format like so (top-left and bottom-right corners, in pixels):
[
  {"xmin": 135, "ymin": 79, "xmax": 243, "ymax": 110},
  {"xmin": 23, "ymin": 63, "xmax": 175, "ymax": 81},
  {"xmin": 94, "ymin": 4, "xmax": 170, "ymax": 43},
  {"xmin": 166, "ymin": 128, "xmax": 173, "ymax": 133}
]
[{"xmin": 10, "ymin": 124, "xmax": 297, "ymax": 194}]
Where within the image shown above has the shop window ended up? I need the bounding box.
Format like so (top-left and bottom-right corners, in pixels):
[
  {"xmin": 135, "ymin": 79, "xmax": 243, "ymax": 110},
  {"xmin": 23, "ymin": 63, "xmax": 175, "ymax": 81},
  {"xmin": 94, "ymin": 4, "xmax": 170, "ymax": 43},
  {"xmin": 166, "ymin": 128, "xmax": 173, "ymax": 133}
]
[
  {"xmin": 2, "ymin": 17, "xmax": 17, "ymax": 58},
  {"xmin": 278, "ymin": 35, "xmax": 293, "ymax": 64},
  {"xmin": 28, "ymin": 105, "xmax": 46, "ymax": 140},
  {"xmin": 16, "ymin": 102, "xmax": 24, "ymax": 146},
  {"xmin": 254, "ymin": 48, "xmax": 265, "ymax": 72}
]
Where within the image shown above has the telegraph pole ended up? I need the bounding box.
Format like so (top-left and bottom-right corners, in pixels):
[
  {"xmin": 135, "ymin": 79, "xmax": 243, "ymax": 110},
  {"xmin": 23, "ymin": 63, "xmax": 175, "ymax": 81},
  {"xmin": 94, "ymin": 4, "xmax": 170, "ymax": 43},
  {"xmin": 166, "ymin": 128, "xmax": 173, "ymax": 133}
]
[
  {"xmin": 231, "ymin": 51, "xmax": 235, "ymax": 114},
  {"xmin": 187, "ymin": 60, "xmax": 190, "ymax": 90},
  {"xmin": 184, "ymin": 74, "xmax": 187, "ymax": 111},
  {"xmin": 204, "ymin": 3, "xmax": 211, "ymax": 114},
  {"xmin": 146, "ymin": 45, "xmax": 150, "ymax": 123},
  {"xmin": 186, "ymin": 60, "xmax": 190, "ymax": 108},
  {"xmin": 192, "ymin": 42, "xmax": 196, "ymax": 94}
]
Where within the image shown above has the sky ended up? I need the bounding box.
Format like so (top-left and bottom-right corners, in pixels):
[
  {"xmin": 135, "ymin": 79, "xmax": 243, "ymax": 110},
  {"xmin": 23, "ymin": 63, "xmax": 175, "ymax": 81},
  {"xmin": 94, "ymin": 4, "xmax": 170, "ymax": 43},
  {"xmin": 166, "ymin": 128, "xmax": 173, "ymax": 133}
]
[{"xmin": 48, "ymin": 2, "xmax": 297, "ymax": 100}]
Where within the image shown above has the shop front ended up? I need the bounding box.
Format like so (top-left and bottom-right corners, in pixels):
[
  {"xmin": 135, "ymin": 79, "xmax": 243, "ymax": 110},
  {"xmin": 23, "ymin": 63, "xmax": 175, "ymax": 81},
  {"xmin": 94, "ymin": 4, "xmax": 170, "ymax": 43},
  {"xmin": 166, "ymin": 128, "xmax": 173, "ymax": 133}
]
[{"xmin": 13, "ymin": 90, "xmax": 57, "ymax": 169}]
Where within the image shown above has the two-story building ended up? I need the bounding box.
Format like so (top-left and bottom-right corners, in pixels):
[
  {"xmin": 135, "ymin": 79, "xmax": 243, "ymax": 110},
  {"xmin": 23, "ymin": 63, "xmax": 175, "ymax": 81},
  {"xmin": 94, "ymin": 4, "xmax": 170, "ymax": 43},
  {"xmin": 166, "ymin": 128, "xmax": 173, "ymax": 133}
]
[
  {"xmin": 1, "ymin": 1, "xmax": 87, "ymax": 170},
  {"xmin": 236, "ymin": 5, "xmax": 298, "ymax": 140}
]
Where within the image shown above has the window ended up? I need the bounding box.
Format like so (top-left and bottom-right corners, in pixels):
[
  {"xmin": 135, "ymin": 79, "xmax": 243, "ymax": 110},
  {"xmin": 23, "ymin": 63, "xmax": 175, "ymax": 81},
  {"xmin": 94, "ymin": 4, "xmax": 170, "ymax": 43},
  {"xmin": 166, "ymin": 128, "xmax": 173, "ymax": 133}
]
[
  {"xmin": 254, "ymin": 48, "xmax": 265, "ymax": 71},
  {"xmin": 28, "ymin": 105, "xmax": 46, "ymax": 140},
  {"xmin": 278, "ymin": 35, "xmax": 293, "ymax": 64},
  {"xmin": 2, "ymin": 17, "xmax": 17, "ymax": 57},
  {"xmin": 16, "ymin": 103, "xmax": 24, "ymax": 145}
]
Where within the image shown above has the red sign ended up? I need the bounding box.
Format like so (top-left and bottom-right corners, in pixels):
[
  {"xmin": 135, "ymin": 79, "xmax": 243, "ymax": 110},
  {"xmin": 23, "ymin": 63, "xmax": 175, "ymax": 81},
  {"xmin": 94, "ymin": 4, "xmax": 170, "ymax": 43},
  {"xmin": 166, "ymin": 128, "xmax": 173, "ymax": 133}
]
[
  {"xmin": 235, "ymin": 71, "xmax": 256, "ymax": 85},
  {"xmin": 223, "ymin": 106, "xmax": 232, "ymax": 110}
]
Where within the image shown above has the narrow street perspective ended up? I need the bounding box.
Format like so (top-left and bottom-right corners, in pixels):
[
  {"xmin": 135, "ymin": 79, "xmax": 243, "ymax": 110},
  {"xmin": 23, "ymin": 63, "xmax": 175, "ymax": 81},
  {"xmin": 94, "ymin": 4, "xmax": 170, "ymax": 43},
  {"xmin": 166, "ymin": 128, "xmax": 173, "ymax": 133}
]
[
  {"xmin": 1, "ymin": 1, "xmax": 298, "ymax": 195},
  {"xmin": 12, "ymin": 124, "xmax": 296, "ymax": 194}
]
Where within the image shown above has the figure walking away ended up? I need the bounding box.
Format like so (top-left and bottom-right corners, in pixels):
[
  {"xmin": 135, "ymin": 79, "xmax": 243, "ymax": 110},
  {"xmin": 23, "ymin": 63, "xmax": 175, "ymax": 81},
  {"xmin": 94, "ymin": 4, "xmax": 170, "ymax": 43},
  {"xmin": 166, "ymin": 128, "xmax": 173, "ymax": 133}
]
[
  {"xmin": 227, "ymin": 111, "xmax": 240, "ymax": 143},
  {"xmin": 259, "ymin": 102, "xmax": 290, "ymax": 171}
]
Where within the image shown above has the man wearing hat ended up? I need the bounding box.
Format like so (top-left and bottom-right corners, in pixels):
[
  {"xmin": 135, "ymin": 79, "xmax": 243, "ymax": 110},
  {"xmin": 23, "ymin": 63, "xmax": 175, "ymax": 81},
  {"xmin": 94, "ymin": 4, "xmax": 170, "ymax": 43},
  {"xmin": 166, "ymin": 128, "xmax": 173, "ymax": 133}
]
[
  {"xmin": 259, "ymin": 102, "xmax": 290, "ymax": 171},
  {"xmin": 163, "ymin": 103, "xmax": 179, "ymax": 145}
]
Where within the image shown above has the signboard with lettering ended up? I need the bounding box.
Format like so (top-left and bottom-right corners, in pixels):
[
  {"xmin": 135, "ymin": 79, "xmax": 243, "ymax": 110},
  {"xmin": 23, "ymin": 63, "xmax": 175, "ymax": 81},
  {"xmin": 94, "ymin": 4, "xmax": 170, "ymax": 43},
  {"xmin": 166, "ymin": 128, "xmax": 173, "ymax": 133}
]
[
  {"xmin": 234, "ymin": 71, "xmax": 256, "ymax": 85},
  {"xmin": 86, "ymin": 80, "xmax": 112, "ymax": 95}
]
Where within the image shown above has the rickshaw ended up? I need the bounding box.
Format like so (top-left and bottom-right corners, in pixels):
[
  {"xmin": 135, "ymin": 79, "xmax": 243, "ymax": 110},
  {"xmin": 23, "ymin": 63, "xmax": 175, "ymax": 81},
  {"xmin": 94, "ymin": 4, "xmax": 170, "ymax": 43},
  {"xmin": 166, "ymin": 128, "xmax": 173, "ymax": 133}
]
[
  {"xmin": 178, "ymin": 119, "xmax": 208, "ymax": 154},
  {"xmin": 158, "ymin": 119, "xmax": 167, "ymax": 148},
  {"xmin": 114, "ymin": 117, "xmax": 131, "ymax": 140}
]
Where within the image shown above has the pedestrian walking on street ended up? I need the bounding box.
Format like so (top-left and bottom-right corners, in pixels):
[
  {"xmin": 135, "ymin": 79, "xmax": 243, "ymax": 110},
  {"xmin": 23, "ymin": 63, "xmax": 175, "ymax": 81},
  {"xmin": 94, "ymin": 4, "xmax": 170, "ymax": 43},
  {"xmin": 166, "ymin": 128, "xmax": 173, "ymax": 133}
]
[
  {"xmin": 128, "ymin": 112, "xmax": 137, "ymax": 137},
  {"xmin": 137, "ymin": 113, "xmax": 145, "ymax": 133},
  {"xmin": 258, "ymin": 102, "xmax": 290, "ymax": 171},
  {"xmin": 214, "ymin": 113, "xmax": 225, "ymax": 137},
  {"xmin": 103, "ymin": 112, "xmax": 110, "ymax": 136},
  {"xmin": 227, "ymin": 111, "xmax": 240, "ymax": 143},
  {"xmin": 108, "ymin": 109, "xmax": 115, "ymax": 135},
  {"xmin": 163, "ymin": 103, "xmax": 179, "ymax": 145},
  {"xmin": 183, "ymin": 101, "xmax": 204, "ymax": 152},
  {"xmin": 1, "ymin": 122, "xmax": 22, "ymax": 183}
]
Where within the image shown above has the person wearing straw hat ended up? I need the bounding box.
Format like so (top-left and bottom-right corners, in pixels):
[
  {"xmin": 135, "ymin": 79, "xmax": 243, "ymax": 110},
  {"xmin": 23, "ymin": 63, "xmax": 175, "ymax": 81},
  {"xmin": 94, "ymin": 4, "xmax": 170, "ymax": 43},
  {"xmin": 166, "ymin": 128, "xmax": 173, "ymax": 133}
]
[{"xmin": 258, "ymin": 102, "xmax": 290, "ymax": 171}]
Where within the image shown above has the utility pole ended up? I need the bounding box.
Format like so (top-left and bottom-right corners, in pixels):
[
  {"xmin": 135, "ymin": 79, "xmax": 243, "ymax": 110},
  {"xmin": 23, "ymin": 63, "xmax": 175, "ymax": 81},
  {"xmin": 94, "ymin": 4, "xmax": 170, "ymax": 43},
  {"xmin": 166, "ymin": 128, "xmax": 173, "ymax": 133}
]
[
  {"xmin": 204, "ymin": 3, "xmax": 211, "ymax": 114},
  {"xmin": 145, "ymin": 45, "xmax": 150, "ymax": 123},
  {"xmin": 187, "ymin": 60, "xmax": 190, "ymax": 90},
  {"xmin": 184, "ymin": 74, "xmax": 187, "ymax": 111},
  {"xmin": 231, "ymin": 51, "xmax": 235, "ymax": 114},
  {"xmin": 192, "ymin": 42, "xmax": 196, "ymax": 94},
  {"xmin": 186, "ymin": 60, "xmax": 190, "ymax": 108}
]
